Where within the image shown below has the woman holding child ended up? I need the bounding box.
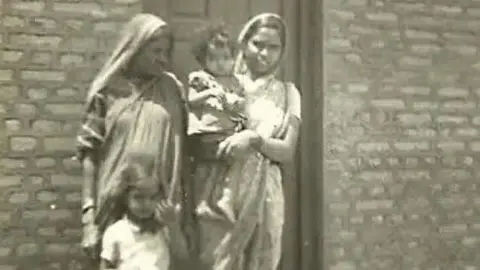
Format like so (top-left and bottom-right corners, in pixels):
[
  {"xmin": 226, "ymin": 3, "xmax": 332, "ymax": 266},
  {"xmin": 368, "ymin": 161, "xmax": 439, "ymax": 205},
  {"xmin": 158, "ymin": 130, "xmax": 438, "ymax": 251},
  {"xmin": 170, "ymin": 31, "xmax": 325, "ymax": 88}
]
[
  {"xmin": 189, "ymin": 13, "xmax": 302, "ymax": 270},
  {"xmin": 77, "ymin": 13, "xmax": 191, "ymax": 270}
]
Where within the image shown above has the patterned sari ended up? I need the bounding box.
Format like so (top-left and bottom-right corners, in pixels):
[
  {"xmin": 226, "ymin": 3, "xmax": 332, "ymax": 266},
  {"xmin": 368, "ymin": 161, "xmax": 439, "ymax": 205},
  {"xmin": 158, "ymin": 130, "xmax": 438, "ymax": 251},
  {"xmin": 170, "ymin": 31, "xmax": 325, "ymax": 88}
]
[{"xmin": 193, "ymin": 13, "xmax": 301, "ymax": 270}]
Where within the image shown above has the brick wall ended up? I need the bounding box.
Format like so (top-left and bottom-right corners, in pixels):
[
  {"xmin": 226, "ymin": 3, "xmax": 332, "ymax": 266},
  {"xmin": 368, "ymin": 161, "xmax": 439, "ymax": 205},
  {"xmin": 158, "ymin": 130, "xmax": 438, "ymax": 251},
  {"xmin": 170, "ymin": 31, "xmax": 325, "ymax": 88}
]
[
  {"xmin": 325, "ymin": 0, "xmax": 480, "ymax": 269},
  {"xmin": 0, "ymin": 0, "xmax": 140, "ymax": 269}
]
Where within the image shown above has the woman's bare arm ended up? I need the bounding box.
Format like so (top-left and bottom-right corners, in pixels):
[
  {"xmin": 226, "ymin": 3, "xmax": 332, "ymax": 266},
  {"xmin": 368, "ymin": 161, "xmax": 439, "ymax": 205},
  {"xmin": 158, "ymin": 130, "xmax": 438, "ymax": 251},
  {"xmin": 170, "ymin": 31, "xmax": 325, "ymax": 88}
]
[
  {"xmin": 250, "ymin": 116, "xmax": 301, "ymax": 164},
  {"xmin": 82, "ymin": 152, "xmax": 96, "ymax": 212}
]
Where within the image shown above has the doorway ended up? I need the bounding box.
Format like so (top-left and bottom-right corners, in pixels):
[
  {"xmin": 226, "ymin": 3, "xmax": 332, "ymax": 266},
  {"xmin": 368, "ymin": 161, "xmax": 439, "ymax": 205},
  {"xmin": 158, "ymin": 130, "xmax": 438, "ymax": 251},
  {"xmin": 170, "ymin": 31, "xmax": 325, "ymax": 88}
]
[{"xmin": 142, "ymin": 0, "xmax": 322, "ymax": 269}]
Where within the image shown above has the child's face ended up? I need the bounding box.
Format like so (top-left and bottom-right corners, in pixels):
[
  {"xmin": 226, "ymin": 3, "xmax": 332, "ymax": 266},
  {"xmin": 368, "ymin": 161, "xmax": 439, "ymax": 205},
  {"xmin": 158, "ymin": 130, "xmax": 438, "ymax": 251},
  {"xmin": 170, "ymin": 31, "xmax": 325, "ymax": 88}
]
[
  {"xmin": 126, "ymin": 186, "xmax": 158, "ymax": 219},
  {"xmin": 205, "ymin": 33, "xmax": 234, "ymax": 76}
]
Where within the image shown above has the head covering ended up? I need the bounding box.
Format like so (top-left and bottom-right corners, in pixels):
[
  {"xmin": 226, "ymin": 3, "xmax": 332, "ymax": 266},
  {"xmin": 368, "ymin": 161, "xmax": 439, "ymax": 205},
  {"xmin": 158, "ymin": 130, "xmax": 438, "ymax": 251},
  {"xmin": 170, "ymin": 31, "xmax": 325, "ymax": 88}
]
[
  {"xmin": 233, "ymin": 13, "xmax": 287, "ymax": 77},
  {"xmin": 85, "ymin": 13, "xmax": 169, "ymax": 106}
]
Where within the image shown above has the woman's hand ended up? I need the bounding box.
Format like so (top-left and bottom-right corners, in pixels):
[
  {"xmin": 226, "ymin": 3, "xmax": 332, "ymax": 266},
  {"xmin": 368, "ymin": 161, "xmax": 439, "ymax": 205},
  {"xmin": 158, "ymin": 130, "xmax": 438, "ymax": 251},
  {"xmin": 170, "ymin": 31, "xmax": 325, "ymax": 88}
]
[
  {"xmin": 81, "ymin": 208, "xmax": 98, "ymax": 259},
  {"xmin": 216, "ymin": 130, "xmax": 259, "ymax": 159}
]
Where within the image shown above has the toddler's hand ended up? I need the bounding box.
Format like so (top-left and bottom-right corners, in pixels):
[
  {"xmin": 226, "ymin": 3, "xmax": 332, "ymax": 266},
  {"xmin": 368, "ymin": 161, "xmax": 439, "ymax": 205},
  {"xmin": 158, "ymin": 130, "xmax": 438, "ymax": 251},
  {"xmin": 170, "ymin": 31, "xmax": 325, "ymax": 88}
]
[{"xmin": 207, "ymin": 87, "xmax": 226, "ymax": 102}]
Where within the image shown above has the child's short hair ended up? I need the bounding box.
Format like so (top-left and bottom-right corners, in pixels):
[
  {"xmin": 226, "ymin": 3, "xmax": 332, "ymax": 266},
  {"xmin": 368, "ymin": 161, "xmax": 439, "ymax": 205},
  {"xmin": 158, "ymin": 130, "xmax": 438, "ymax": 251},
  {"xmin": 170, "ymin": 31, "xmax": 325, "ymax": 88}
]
[{"xmin": 191, "ymin": 21, "xmax": 236, "ymax": 66}]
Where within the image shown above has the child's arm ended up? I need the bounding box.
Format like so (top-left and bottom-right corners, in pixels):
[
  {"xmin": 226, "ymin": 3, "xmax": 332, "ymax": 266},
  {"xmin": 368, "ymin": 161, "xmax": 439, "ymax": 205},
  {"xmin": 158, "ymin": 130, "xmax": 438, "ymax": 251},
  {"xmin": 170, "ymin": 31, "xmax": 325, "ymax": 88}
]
[
  {"xmin": 188, "ymin": 73, "xmax": 226, "ymax": 107},
  {"xmin": 188, "ymin": 86, "xmax": 214, "ymax": 107},
  {"xmin": 166, "ymin": 222, "xmax": 189, "ymax": 259}
]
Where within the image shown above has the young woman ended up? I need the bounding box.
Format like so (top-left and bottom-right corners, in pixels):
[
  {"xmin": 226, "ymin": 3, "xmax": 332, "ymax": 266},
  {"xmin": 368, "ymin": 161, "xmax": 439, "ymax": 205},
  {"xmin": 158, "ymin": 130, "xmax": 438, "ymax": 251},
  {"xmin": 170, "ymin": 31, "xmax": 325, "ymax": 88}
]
[{"xmin": 193, "ymin": 13, "xmax": 302, "ymax": 270}]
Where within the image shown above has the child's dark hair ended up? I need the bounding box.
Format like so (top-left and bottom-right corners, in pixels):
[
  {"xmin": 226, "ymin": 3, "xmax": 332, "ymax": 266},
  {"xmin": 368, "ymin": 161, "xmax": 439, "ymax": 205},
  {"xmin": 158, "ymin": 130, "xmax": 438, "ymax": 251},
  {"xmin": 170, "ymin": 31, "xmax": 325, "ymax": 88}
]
[
  {"xmin": 116, "ymin": 163, "xmax": 158, "ymax": 212},
  {"xmin": 191, "ymin": 21, "xmax": 236, "ymax": 66}
]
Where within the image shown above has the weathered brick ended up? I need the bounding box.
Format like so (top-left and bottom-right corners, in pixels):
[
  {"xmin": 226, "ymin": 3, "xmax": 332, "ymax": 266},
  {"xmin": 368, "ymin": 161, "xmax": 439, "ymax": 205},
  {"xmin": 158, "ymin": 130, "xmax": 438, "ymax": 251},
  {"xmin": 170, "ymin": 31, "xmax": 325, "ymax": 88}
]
[
  {"xmin": 50, "ymin": 174, "xmax": 81, "ymax": 186},
  {"xmin": 396, "ymin": 113, "xmax": 431, "ymax": 126},
  {"xmin": 2, "ymin": 50, "xmax": 24, "ymax": 63},
  {"xmin": 52, "ymin": 2, "xmax": 102, "ymax": 14},
  {"xmin": 14, "ymin": 103, "xmax": 36, "ymax": 117},
  {"xmin": 0, "ymin": 247, "xmax": 11, "ymax": 257},
  {"xmin": 10, "ymin": 137, "xmax": 37, "ymax": 152},
  {"xmin": 60, "ymin": 53, "xmax": 85, "ymax": 66},
  {"xmin": 65, "ymin": 191, "xmax": 81, "ymax": 203},
  {"xmin": 45, "ymin": 243, "xmax": 71, "ymax": 255},
  {"xmin": 397, "ymin": 170, "xmax": 431, "ymax": 181},
  {"xmin": 27, "ymin": 88, "xmax": 49, "ymax": 100},
  {"xmin": 35, "ymin": 157, "xmax": 56, "ymax": 168},
  {"xmin": 393, "ymin": 141, "xmax": 430, "ymax": 151},
  {"xmin": 31, "ymin": 120, "xmax": 62, "ymax": 134},
  {"xmin": 56, "ymin": 88, "xmax": 78, "ymax": 97},
  {"xmin": 44, "ymin": 103, "xmax": 83, "ymax": 116},
  {"xmin": 8, "ymin": 191, "xmax": 29, "ymax": 204},
  {"xmin": 400, "ymin": 86, "xmax": 431, "ymax": 96},
  {"xmin": 356, "ymin": 200, "xmax": 394, "ymax": 211},
  {"xmin": 16, "ymin": 243, "xmax": 39, "ymax": 256},
  {"xmin": 0, "ymin": 70, "xmax": 14, "ymax": 81},
  {"xmin": 437, "ymin": 87, "xmax": 470, "ymax": 98},
  {"xmin": 356, "ymin": 142, "xmax": 390, "ymax": 152},
  {"xmin": 2, "ymin": 15, "xmax": 26, "ymax": 28},
  {"xmin": 4, "ymin": 119, "xmax": 21, "ymax": 132},
  {"xmin": 30, "ymin": 52, "xmax": 52, "ymax": 65},
  {"xmin": 28, "ymin": 17, "xmax": 57, "ymax": 30},
  {"xmin": 36, "ymin": 190, "xmax": 58, "ymax": 202},
  {"xmin": 11, "ymin": 1, "xmax": 45, "ymax": 11},
  {"xmin": 371, "ymin": 99, "xmax": 405, "ymax": 109},
  {"xmin": 10, "ymin": 34, "xmax": 61, "ymax": 48},
  {"xmin": 22, "ymin": 209, "xmax": 71, "ymax": 221},
  {"xmin": 0, "ymin": 175, "xmax": 22, "ymax": 187},
  {"xmin": 437, "ymin": 141, "xmax": 465, "ymax": 152},
  {"xmin": 44, "ymin": 137, "xmax": 75, "ymax": 152},
  {"xmin": 0, "ymin": 158, "xmax": 26, "ymax": 169},
  {"xmin": 20, "ymin": 70, "xmax": 65, "ymax": 81}
]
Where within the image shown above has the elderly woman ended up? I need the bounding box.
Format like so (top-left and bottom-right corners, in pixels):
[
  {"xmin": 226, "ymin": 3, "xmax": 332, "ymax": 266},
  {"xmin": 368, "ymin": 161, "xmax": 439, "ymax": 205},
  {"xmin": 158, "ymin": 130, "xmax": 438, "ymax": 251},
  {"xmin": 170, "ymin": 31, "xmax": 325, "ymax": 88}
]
[
  {"xmin": 193, "ymin": 13, "xmax": 302, "ymax": 270},
  {"xmin": 76, "ymin": 13, "xmax": 190, "ymax": 266}
]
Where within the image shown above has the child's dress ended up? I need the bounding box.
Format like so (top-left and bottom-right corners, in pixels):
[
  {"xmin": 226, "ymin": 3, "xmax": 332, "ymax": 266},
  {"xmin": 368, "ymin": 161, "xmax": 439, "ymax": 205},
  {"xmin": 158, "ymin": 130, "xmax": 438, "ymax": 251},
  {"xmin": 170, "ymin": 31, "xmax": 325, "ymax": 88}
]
[
  {"xmin": 187, "ymin": 70, "xmax": 245, "ymax": 222},
  {"xmin": 101, "ymin": 217, "xmax": 170, "ymax": 270}
]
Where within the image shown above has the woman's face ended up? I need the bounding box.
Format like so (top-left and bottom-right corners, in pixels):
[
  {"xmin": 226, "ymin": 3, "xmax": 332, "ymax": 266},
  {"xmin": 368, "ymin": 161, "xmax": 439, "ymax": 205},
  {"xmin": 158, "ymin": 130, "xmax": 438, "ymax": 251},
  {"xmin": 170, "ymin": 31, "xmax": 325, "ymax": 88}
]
[
  {"xmin": 243, "ymin": 26, "xmax": 283, "ymax": 76},
  {"xmin": 130, "ymin": 31, "xmax": 171, "ymax": 77}
]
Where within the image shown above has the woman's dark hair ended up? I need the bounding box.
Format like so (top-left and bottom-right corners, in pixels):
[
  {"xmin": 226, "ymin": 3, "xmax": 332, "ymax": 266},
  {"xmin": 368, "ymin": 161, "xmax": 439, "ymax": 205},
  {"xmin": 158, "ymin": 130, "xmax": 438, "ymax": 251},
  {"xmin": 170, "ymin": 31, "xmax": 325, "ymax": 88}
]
[
  {"xmin": 241, "ymin": 16, "xmax": 286, "ymax": 48},
  {"xmin": 191, "ymin": 21, "xmax": 236, "ymax": 66}
]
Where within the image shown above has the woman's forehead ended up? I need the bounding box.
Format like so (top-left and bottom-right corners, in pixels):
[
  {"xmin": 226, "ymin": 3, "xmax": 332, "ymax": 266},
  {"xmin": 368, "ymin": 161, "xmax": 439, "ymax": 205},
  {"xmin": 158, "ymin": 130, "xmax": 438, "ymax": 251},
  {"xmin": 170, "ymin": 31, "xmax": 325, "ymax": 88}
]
[{"xmin": 250, "ymin": 27, "xmax": 281, "ymax": 43}]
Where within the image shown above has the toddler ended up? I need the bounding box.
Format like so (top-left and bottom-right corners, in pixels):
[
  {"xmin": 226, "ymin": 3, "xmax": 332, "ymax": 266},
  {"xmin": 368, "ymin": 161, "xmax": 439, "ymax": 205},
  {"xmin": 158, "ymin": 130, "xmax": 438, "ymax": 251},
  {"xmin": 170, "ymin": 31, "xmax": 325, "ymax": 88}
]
[
  {"xmin": 187, "ymin": 22, "xmax": 246, "ymax": 222},
  {"xmin": 99, "ymin": 163, "xmax": 187, "ymax": 270}
]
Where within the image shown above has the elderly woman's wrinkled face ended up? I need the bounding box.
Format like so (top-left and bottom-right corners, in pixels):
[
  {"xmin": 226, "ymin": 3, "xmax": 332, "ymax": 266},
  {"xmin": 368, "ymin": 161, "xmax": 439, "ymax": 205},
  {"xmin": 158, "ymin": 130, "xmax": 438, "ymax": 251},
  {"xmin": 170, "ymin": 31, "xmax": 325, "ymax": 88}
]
[
  {"xmin": 130, "ymin": 31, "xmax": 171, "ymax": 77},
  {"xmin": 243, "ymin": 26, "xmax": 282, "ymax": 77}
]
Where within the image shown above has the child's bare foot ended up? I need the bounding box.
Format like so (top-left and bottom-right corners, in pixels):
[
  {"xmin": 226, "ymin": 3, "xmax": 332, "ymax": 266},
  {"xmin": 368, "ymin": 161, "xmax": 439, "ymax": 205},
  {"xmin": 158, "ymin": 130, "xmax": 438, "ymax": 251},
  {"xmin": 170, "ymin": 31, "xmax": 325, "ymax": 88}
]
[{"xmin": 196, "ymin": 200, "xmax": 224, "ymax": 220}]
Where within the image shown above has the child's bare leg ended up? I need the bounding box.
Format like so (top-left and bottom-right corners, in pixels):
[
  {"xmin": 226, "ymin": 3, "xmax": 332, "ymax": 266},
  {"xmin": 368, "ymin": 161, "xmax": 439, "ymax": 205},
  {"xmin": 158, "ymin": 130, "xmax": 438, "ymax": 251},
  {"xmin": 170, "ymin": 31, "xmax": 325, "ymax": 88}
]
[
  {"xmin": 196, "ymin": 165, "xmax": 224, "ymax": 220},
  {"xmin": 217, "ymin": 187, "xmax": 235, "ymax": 222}
]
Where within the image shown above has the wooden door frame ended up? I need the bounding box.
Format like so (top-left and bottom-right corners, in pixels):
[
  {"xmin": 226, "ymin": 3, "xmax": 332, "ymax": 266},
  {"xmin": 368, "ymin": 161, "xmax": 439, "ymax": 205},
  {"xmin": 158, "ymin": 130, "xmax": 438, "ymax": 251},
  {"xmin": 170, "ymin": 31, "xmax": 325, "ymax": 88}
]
[{"xmin": 293, "ymin": 0, "xmax": 323, "ymax": 269}]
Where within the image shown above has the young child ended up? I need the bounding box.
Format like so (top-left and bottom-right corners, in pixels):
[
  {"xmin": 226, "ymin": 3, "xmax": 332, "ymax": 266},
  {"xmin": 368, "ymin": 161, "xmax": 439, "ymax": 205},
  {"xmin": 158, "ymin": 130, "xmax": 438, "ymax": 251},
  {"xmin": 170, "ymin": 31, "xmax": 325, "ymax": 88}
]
[
  {"xmin": 187, "ymin": 22, "xmax": 246, "ymax": 222},
  {"xmin": 99, "ymin": 163, "xmax": 188, "ymax": 270}
]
